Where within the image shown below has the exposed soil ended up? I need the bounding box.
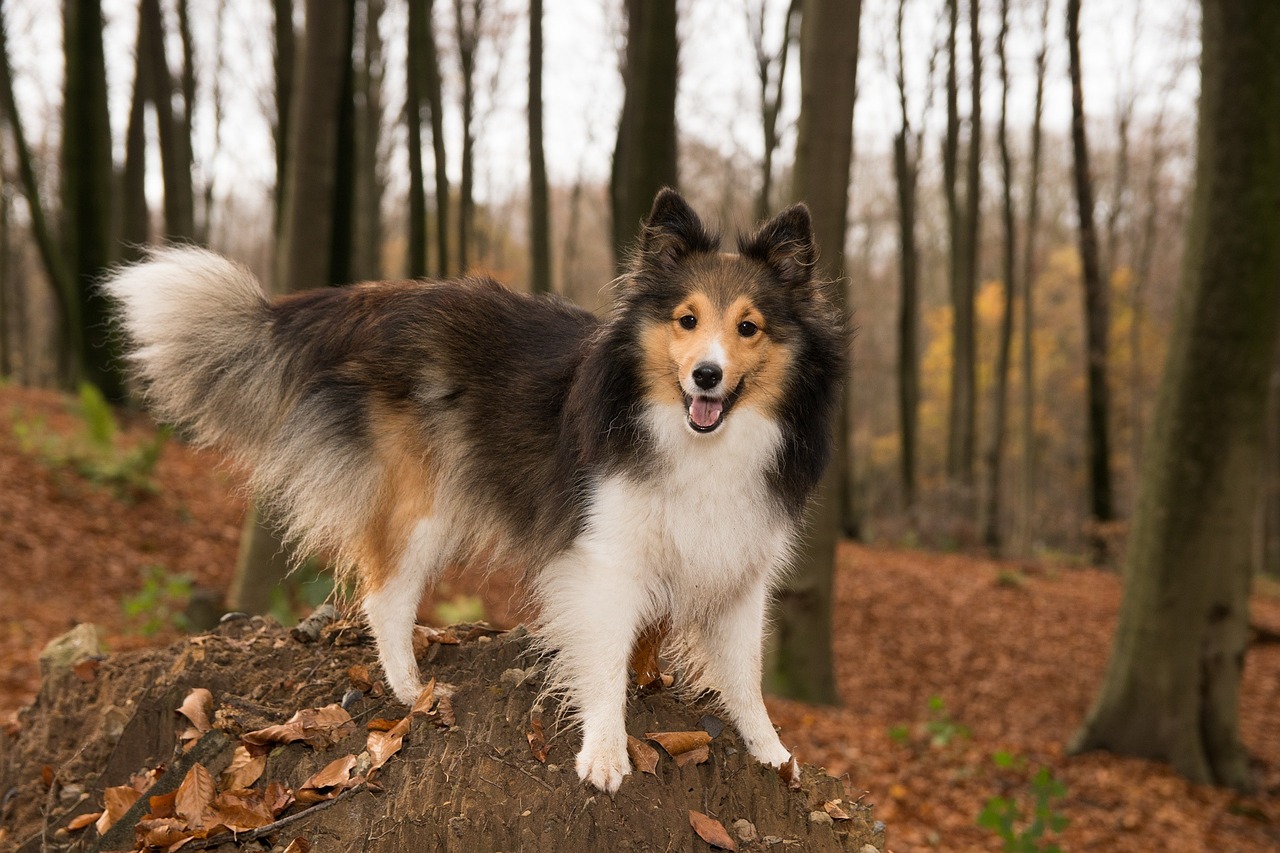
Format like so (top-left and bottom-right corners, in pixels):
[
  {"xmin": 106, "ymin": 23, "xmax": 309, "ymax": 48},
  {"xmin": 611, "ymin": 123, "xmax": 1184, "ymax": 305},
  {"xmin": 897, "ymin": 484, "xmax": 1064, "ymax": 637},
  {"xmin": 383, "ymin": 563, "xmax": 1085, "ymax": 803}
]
[{"xmin": 1, "ymin": 384, "xmax": 1278, "ymax": 851}]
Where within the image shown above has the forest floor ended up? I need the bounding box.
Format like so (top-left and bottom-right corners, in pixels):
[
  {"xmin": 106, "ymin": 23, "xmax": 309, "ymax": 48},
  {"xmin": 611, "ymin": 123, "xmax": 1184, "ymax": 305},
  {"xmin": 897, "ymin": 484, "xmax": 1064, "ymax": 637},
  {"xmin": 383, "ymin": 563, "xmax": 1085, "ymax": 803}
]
[{"xmin": 1, "ymin": 383, "xmax": 1278, "ymax": 852}]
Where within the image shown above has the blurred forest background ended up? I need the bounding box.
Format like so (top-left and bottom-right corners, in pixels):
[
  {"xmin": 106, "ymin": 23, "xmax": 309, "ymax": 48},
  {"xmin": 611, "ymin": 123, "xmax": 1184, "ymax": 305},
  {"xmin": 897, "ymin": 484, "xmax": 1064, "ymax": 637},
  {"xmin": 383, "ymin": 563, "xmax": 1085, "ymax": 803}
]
[{"xmin": 0, "ymin": 0, "xmax": 1237, "ymax": 562}]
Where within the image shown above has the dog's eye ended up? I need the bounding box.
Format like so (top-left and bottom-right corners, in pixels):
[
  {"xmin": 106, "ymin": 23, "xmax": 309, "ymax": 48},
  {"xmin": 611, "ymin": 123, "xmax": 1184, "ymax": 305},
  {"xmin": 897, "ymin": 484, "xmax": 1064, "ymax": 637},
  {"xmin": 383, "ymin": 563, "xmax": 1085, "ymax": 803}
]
[
  {"xmin": 678, "ymin": 315, "xmax": 697, "ymax": 330},
  {"xmin": 737, "ymin": 320, "xmax": 759, "ymax": 338}
]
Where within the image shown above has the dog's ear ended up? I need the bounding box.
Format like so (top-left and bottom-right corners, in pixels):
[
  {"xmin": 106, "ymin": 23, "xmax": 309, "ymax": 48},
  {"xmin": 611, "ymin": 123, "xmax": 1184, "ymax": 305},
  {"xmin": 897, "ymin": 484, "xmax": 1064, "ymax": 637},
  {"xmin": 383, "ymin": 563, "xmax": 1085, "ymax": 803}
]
[
  {"xmin": 635, "ymin": 188, "xmax": 717, "ymax": 268},
  {"xmin": 739, "ymin": 203, "xmax": 817, "ymax": 287}
]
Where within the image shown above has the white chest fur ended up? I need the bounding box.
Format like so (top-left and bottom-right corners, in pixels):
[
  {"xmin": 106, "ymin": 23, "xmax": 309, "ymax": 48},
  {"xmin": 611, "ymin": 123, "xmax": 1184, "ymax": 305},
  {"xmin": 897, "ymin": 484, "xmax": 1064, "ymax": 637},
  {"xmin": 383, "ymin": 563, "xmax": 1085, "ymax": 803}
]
[{"xmin": 581, "ymin": 403, "xmax": 794, "ymax": 620}]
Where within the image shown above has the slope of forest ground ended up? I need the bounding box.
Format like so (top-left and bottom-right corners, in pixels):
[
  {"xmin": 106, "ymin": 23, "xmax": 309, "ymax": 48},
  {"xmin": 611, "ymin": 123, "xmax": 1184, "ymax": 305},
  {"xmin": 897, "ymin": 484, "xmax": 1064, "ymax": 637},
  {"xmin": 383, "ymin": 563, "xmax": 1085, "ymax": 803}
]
[{"xmin": 1, "ymin": 383, "xmax": 1278, "ymax": 852}]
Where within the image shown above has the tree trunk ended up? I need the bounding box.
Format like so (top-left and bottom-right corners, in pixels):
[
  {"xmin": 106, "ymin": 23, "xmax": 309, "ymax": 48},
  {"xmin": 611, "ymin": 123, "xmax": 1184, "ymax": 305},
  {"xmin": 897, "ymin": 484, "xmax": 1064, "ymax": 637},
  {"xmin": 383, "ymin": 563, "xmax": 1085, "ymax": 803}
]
[
  {"xmin": 236, "ymin": 0, "xmax": 357, "ymax": 614},
  {"xmin": 749, "ymin": 0, "xmax": 800, "ymax": 223},
  {"xmin": 1069, "ymin": 0, "xmax": 1280, "ymax": 791},
  {"xmin": 1066, "ymin": 0, "xmax": 1116, "ymax": 557},
  {"xmin": 120, "ymin": 2, "xmax": 151, "ymax": 264},
  {"xmin": 406, "ymin": 0, "xmax": 429, "ymax": 278},
  {"xmin": 528, "ymin": 0, "xmax": 551, "ymax": 294},
  {"xmin": 453, "ymin": 0, "xmax": 482, "ymax": 272},
  {"xmin": 141, "ymin": 0, "xmax": 196, "ymax": 242},
  {"xmin": 610, "ymin": 0, "xmax": 678, "ymax": 272},
  {"xmin": 982, "ymin": 0, "xmax": 1014, "ymax": 551},
  {"xmin": 0, "ymin": 12, "xmax": 76, "ymax": 373},
  {"xmin": 766, "ymin": 0, "xmax": 860, "ymax": 706},
  {"xmin": 354, "ymin": 0, "xmax": 385, "ymax": 281},
  {"xmin": 328, "ymin": 0, "xmax": 359, "ymax": 286},
  {"xmin": 419, "ymin": 0, "xmax": 450, "ymax": 278},
  {"xmin": 273, "ymin": 0, "xmax": 296, "ymax": 241},
  {"xmin": 1017, "ymin": 0, "xmax": 1049, "ymax": 554},
  {"xmin": 891, "ymin": 0, "xmax": 919, "ymax": 512},
  {"xmin": 941, "ymin": 0, "xmax": 966, "ymax": 487},
  {"xmin": 62, "ymin": 0, "xmax": 121, "ymax": 398}
]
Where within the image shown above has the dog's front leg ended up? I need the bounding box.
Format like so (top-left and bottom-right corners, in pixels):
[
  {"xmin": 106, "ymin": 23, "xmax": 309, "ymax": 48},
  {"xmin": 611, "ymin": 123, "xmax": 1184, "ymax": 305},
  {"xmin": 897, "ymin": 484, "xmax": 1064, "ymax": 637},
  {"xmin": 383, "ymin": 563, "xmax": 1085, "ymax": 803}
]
[
  {"xmin": 698, "ymin": 579, "xmax": 792, "ymax": 768},
  {"xmin": 537, "ymin": 553, "xmax": 647, "ymax": 793}
]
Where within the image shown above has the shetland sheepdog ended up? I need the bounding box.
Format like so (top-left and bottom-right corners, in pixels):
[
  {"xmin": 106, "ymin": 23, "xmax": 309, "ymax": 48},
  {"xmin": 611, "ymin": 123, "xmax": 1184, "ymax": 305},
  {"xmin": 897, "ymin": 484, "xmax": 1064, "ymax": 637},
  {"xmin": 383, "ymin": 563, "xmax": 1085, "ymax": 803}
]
[{"xmin": 105, "ymin": 189, "xmax": 846, "ymax": 792}]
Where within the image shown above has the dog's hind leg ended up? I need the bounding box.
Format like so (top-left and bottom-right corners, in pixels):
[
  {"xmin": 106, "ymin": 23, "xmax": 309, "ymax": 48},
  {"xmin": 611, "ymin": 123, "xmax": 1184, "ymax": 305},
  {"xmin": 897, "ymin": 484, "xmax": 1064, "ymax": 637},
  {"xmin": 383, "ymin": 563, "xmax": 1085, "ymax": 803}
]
[
  {"xmin": 695, "ymin": 579, "xmax": 791, "ymax": 768},
  {"xmin": 362, "ymin": 518, "xmax": 447, "ymax": 705}
]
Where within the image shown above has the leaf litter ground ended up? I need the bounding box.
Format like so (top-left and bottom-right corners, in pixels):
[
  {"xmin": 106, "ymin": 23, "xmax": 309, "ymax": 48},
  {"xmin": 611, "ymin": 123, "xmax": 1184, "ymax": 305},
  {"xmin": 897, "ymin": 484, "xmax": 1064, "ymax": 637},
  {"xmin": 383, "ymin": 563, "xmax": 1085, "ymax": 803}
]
[{"xmin": 0, "ymin": 384, "xmax": 1278, "ymax": 851}]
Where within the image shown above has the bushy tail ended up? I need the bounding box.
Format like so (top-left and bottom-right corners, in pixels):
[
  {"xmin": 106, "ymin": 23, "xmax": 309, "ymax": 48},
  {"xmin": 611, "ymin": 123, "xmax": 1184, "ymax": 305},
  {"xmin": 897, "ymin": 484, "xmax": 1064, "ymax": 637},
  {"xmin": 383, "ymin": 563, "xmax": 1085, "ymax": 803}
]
[{"xmin": 103, "ymin": 246, "xmax": 291, "ymax": 458}]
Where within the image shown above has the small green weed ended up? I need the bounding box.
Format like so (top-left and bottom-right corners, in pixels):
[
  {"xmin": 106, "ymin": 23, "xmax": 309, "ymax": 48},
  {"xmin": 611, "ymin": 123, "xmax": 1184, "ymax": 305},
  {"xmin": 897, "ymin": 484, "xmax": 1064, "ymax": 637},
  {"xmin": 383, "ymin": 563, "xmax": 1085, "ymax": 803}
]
[
  {"xmin": 12, "ymin": 383, "xmax": 169, "ymax": 499},
  {"xmin": 122, "ymin": 566, "xmax": 193, "ymax": 637},
  {"xmin": 925, "ymin": 695, "xmax": 971, "ymax": 747},
  {"xmin": 978, "ymin": 758, "xmax": 1070, "ymax": 852},
  {"xmin": 434, "ymin": 593, "xmax": 486, "ymax": 626}
]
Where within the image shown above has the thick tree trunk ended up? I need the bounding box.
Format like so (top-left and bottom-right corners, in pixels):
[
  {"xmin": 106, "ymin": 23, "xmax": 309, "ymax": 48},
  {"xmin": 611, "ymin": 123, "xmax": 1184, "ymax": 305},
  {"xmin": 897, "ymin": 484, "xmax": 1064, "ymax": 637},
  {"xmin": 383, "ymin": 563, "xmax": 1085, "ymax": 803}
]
[
  {"xmin": 766, "ymin": 0, "xmax": 860, "ymax": 705},
  {"xmin": 610, "ymin": 0, "xmax": 678, "ymax": 272},
  {"xmin": 1066, "ymin": 0, "xmax": 1116, "ymax": 557},
  {"xmin": 891, "ymin": 0, "xmax": 919, "ymax": 512},
  {"xmin": 950, "ymin": 0, "xmax": 980, "ymax": 491},
  {"xmin": 941, "ymin": 0, "xmax": 966, "ymax": 488},
  {"xmin": 750, "ymin": 0, "xmax": 800, "ymax": 223},
  {"xmin": 406, "ymin": 0, "xmax": 429, "ymax": 278},
  {"xmin": 419, "ymin": 0, "xmax": 450, "ymax": 278},
  {"xmin": 328, "ymin": 0, "xmax": 359, "ymax": 286},
  {"xmin": 141, "ymin": 0, "xmax": 196, "ymax": 242},
  {"xmin": 354, "ymin": 0, "xmax": 386, "ymax": 281},
  {"xmin": 273, "ymin": 0, "xmax": 296, "ymax": 241},
  {"xmin": 1070, "ymin": 0, "xmax": 1280, "ymax": 791},
  {"xmin": 120, "ymin": 4, "xmax": 151, "ymax": 264},
  {"xmin": 62, "ymin": 0, "xmax": 121, "ymax": 398},
  {"xmin": 454, "ymin": 0, "xmax": 482, "ymax": 272},
  {"xmin": 528, "ymin": 0, "xmax": 551, "ymax": 294},
  {"xmin": 983, "ymin": 0, "xmax": 1014, "ymax": 551}
]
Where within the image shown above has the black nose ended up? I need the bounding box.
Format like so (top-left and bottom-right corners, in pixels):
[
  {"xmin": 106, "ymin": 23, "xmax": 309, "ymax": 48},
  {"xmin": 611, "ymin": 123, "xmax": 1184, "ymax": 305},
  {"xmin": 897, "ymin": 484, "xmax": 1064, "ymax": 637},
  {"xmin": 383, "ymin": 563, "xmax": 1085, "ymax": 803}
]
[{"xmin": 692, "ymin": 363, "xmax": 722, "ymax": 390}]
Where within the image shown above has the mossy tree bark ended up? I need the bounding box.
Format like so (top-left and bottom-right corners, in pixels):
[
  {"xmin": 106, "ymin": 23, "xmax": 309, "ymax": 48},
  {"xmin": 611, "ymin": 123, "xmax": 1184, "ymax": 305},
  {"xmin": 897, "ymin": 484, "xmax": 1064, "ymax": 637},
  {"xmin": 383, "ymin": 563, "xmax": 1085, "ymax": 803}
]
[
  {"xmin": 765, "ymin": 0, "xmax": 860, "ymax": 705},
  {"xmin": 1069, "ymin": 0, "xmax": 1280, "ymax": 791}
]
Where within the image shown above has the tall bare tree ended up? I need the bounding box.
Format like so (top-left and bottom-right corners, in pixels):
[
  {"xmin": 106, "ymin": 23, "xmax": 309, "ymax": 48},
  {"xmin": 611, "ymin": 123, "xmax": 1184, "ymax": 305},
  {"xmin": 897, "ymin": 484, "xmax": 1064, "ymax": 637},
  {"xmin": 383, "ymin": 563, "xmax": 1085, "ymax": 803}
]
[
  {"xmin": 528, "ymin": 0, "xmax": 551, "ymax": 293},
  {"xmin": 611, "ymin": 0, "xmax": 678, "ymax": 271},
  {"xmin": 747, "ymin": 0, "xmax": 800, "ymax": 222},
  {"xmin": 1066, "ymin": 0, "xmax": 1116, "ymax": 557},
  {"xmin": 62, "ymin": 0, "xmax": 120, "ymax": 398},
  {"xmin": 1071, "ymin": 0, "xmax": 1280, "ymax": 790},
  {"xmin": 982, "ymin": 0, "xmax": 1015, "ymax": 550},
  {"xmin": 766, "ymin": 0, "xmax": 861, "ymax": 704},
  {"xmin": 453, "ymin": 0, "xmax": 483, "ymax": 271},
  {"xmin": 421, "ymin": 0, "xmax": 450, "ymax": 277},
  {"xmin": 273, "ymin": 0, "xmax": 296, "ymax": 239},
  {"xmin": 354, "ymin": 0, "xmax": 385, "ymax": 281},
  {"xmin": 141, "ymin": 0, "xmax": 196, "ymax": 241}
]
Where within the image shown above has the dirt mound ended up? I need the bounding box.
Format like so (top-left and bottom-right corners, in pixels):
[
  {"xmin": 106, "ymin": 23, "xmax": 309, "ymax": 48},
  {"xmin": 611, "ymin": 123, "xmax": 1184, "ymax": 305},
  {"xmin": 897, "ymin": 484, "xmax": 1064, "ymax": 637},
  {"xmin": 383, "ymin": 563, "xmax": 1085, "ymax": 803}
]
[{"xmin": 0, "ymin": 615, "xmax": 885, "ymax": 852}]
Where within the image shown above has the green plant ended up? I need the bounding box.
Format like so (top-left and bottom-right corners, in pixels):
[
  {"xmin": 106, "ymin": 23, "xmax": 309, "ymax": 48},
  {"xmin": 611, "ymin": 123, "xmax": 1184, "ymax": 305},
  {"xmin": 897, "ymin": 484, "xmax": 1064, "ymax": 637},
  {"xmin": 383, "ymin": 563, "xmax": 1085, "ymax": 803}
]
[
  {"xmin": 978, "ymin": 761, "xmax": 1070, "ymax": 852},
  {"xmin": 11, "ymin": 383, "xmax": 170, "ymax": 498},
  {"xmin": 925, "ymin": 695, "xmax": 971, "ymax": 747},
  {"xmin": 433, "ymin": 593, "xmax": 486, "ymax": 626},
  {"xmin": 122, "ymin": 566, "xmax": 194, "ymax": 637}
]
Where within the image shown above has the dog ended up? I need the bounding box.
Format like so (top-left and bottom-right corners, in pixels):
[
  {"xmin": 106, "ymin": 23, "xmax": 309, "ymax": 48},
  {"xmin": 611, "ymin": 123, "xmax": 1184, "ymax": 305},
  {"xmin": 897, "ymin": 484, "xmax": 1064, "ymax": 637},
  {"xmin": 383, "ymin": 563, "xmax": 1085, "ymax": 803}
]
[{"xmin": 105, "ymin": 189, "xmax": 846, "ymax": 792}]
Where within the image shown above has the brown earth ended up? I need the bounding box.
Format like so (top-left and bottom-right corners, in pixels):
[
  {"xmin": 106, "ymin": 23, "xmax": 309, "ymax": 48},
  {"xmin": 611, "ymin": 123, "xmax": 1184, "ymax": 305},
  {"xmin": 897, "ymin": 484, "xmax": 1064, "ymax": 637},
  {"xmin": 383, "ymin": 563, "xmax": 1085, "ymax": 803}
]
[{"xmin": 1, "ymin": 384, "xmax": 1278, "ymax": 851}]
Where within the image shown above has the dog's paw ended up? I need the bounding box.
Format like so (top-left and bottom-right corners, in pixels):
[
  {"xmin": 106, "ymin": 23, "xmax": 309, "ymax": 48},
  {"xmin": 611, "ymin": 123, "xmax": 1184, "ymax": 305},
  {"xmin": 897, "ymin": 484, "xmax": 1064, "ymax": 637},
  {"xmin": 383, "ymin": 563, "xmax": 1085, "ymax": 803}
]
[
  {"xmin": 748, "ymin": 739, "xmax": 792, "ymax": 769},
  {"xmin": 575, "ymin": 743, "xmax": 631, "ymax": 794},
  {"xmin": 388, "ymin": 677, "xmax": 425, "ymax": 706}
]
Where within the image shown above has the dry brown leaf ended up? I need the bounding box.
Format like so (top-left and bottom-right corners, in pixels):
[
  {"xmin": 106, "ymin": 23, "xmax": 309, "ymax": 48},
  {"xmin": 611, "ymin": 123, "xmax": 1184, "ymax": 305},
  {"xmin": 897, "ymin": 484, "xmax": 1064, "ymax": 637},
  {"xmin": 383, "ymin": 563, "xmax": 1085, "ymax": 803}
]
[
  {"xmin": 39, "ymin": 765, "xmax": 53, "ymax": 788},
  {"xmin": 129, "ymin": 765, "xmax": 166, "ymax": 792},
  {"xmin": 526, "ymin": 715, "xmax": 549, "ymax": 763},
  {"xmin": 134, "ymin": 817, "xmax": 194, "ymax": 849},
  {"xmin": 346, "ymin": 664, "xmax": 373, "ymax": 692},
  {"xmin": 629, "ymin": 618, "xmax": 669, "ymax": 688},
  {"xmin": 95, "ymin": 785, "xmax": 142, "ymax": 835},
  {"xmin": 220, "ymin": 744, "xmax": 267, "ymax": 790},
  {"xmin": 777, "ymin": 754, "xmax": 801, "ymax": 790},
  {"xmin": 66, "ymin": 811, "xmax": 100, "ymax": 831},
  {"xmin": 174, "ymin": 763, "xmax": 216, "ymax": 829},
  {"xmin": 626, "ymin": 736, "xmax": 659, "ymax": 775},
  {"xmin": 208, "ymin": 789, "xmax": 275, "ymax": 832},
  {"xmin": 176, "ymin": 688, "xmax": 213, "ymax": 734},
  {"xmin": 823, "ymin": 799, "xmax": 851, "ymax": 821},
  {"xmin": 409, "ymin": 678, "xmax": 437, "ymax": 717},
  {"xmin": 281, "ymin": 837, "xmax": 312, "ymax": 853},
  {"xmin": 263, "ymin": 780, "xmax": 294, "ymax": 817},
  {"xmin": 147, "ymin": 791, "xmax": 177, "ymax": 819},
  {"xmin": 689, "ymin": 810, "xmax": 737, "ymax": 851},
  {"xmin": 72, "ymin": 658, "xmax": 99, "ymax": 682},
  {"xmin": 645, "ymin": 730, "xmax": 712, "ymax": 758},
  {"xmin": 366, "ymin": 729, "xmax": 404, "ymax": 772},
  {"xmin": 366, "ymin": 718, "xmax": 400, "ymax": 732},
  {"xmin": 674, "ymin": 743, "xmax": 710, "ymax": 767},
  {"xmin": 241, "ymin": 704, "xmax": 355, "ymax": 750},
  {"xmin": 296, "ymin": 753, "xmax": 358, "ymax": 803},
  {"xmin": 412, "ymin": 625, "xmax": 460, "ymax": 653},
  {"xmin": 433, "ymin": 683, "xmax": 457, "ymax": 728}
]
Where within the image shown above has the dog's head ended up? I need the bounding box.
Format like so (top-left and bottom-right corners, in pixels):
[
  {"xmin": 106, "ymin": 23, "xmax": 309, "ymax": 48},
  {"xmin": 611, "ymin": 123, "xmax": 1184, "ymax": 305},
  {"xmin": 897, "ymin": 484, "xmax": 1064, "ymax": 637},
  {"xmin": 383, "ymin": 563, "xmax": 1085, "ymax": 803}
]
[{"xmin": 622, "ymin": 188, "xmax": 835, "ymax": 436}]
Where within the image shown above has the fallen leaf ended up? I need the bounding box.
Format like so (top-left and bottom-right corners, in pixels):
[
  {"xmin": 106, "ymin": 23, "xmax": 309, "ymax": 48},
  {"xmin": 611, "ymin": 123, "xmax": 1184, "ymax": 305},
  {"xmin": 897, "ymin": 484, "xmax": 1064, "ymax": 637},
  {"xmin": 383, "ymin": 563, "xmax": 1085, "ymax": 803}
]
[
  {"xmin": 176, "ymin": 688, "xmax": 214, "ymax": 734},
  {"xmin": 433, "ymin": 683, "xmax": 457, "ymax": 728},
  {"xmin": 282, "ymin": 838, "xmax": 312, "ymax": 853},
  {"xmin": 297, "ymin": 754, "xmax": 358, "ymax": 803},
  {"xmin": 408, "ymin": 679, "xmax": 437, "ymax": 720},
  {"xmin": 208, "ymin": 788, "xmax": 275, "ymax": 832},
  {"xmin": 66, "ymin": 812, "xmax": 101, "ymax": 831},
  {"xmin": 646, "ymin": 730, "xmax": 713, "ymax": 759},
  {"xmin": 242, "ymin": 704, "xmax": 355, "ymax": 750},
  {"xmin": 689, "ymin": 810, "xmax": 737, "ymax": 850},
  {"xmin": 777, "ymin": 754, "xmax": 801, "ymax": 790},
  {"xmin": 39, "ymin": 765, "xmax": 53, "ymax": 788},
  {"xmin": 221, "ymin": 745, "xmax": 267, "ymax": 790},
  {"xmin": 129, "ymin": 765, "xmax": 165, "ymax": 792},
  {"xmin": 346, "ymin": 664, "xmax": 372, "ymax": 692},
  {"xmin": 626, "ymin": 736, "xmax": 659, "ymax": 775},
  {"xmin": 412, "ymin": 625, "xmax": 460, "ymax": 653},
  {"xmin": 147, "ymin": 791, "xmax": 177, "ymax": 819},
  {"xmin": 823, "ymin": 800, "xmax": 851, "ymax": 821},
  {"xmin": 526, "ymin": 714, "xmax": 549, "ymax": 763},
  {"xmin": 134, "ymin": 817, "xmax": 194, "ymax": 849},
  {"xmin": 366, "ymin": 729, "xmax": 404, "ymax": 772},
  {"xmin": 629, "ymin": 618, "xmax": 669, "ymax": 688},
  {"xmin": 174, "ymin": 763, "xmax": 216, "ymax": 829},
  {"xmin": 72, "ymin": 658, "xmax": 99, "ymax": 682},
  {"xmin": 95, "ymin": 785, "xmax": 142, "ymax": 835},
  {"xmin": 366, "ymin": 718, "xmax": 400, "ymax": 732},
  {"xmin": 674, "ymin": 744, "xmax": 710, "ymax": 767}
]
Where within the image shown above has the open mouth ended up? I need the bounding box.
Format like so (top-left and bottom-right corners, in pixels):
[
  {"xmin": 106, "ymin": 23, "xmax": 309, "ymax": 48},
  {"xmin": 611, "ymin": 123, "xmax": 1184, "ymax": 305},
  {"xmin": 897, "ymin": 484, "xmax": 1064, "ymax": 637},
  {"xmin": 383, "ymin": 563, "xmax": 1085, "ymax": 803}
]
[{"xmin": 682, "ymin": 379, "xmax": 745, "ymax": 434}]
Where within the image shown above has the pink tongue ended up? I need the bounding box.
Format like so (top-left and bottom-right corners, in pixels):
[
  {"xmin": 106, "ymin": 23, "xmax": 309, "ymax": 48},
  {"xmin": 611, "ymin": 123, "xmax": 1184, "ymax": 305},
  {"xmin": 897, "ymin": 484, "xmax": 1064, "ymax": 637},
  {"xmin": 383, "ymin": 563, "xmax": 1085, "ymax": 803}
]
[{"xmin": 690, "ymin": 396, "xmax": 723, "ymax": 428}]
